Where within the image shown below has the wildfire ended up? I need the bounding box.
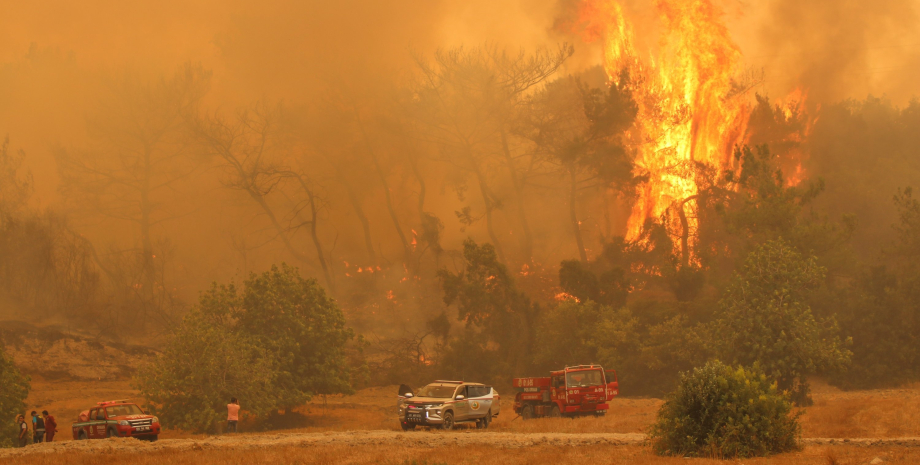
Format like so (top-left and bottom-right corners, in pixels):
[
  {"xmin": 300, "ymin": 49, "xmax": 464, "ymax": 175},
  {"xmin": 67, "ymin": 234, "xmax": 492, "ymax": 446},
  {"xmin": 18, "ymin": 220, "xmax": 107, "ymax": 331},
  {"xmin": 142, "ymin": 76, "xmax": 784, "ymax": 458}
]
[
  {"xmin": 581, "ymin": 0, "xmax": 754, "ymax": 257},
  {"xmin": 554, "ymin": 292, "xmax": 581, "ymax": 303}
]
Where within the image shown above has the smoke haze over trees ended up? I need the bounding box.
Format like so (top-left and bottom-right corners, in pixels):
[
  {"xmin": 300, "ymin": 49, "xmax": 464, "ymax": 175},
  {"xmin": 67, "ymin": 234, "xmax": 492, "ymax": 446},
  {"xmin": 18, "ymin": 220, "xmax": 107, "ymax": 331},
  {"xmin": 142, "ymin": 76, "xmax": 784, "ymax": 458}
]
[{"xmin": 2, "ymin": 0, "xmax": 920, "ymax": 397}]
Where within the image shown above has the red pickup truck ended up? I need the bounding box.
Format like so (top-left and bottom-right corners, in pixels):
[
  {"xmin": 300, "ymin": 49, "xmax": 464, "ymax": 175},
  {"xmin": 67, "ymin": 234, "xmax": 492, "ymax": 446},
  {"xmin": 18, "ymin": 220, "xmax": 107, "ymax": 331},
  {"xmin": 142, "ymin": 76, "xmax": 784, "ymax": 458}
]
[{"xmin": 72, "ymin": 400, "xmax": 161, "ymax": 441}]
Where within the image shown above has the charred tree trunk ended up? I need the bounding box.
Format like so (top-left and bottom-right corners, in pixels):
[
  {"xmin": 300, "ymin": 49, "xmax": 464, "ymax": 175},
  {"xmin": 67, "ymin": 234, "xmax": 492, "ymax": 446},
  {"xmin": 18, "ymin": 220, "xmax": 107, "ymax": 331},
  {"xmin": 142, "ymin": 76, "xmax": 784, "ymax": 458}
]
[
  {"xmin": 139, "ymin": 143, "xmax": 156, "ymax": 325},
  {"xmin": 676, "ymin": 195, "xmax": 699, "ymax": 268},
  {"xmin": 469, "ymin": 151, "xmax": 505, "ymax": 264},
  {"xmin": 500, "ymin": 129, "xmax": 533, "ymax": 263},
  {"xmin": 406, "ymin": 147, "xmax": 426, "ymax": 226},
  {"xmin": 358, "ymin": 121, "xmax": 412, "ymax": 266},
  {"xmin": 405, "ymin": 144, "xmax": 441, "ymax": 271},
  {"xmin": 331, "ymin": 162, "xmax": 377, "ymax": 266},
  {"xmin": 244, "ymin": 186, "xmax": 318, "ymax": 270},
  {"xmin": 603, "ymin": 188, "xmax": 613, "ymax": 240},
  {"xmin": 301, "ymin": 181, "xmax": 334, "ymax": 293},
  {"xmin": 569, "ymin": 168, "xmax": 588, "ymax": 262}
]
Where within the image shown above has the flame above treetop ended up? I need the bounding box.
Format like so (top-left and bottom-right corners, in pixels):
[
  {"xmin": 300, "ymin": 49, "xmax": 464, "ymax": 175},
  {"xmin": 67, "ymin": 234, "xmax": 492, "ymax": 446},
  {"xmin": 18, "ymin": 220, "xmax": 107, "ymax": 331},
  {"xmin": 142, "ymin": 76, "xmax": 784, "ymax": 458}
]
[{"xmin": 580, "ymin": 0, "xmax": 755, "ymax": 261}]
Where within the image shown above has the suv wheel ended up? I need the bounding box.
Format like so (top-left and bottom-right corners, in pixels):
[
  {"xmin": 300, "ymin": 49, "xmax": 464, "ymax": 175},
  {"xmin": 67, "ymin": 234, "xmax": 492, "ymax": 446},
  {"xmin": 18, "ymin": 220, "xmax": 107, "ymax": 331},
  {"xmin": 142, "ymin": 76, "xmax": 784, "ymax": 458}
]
[
  {"xmin": 441, "ymin": 411, "xmax": 454, "ymax": 430},
  {"xmin": 106, "ymin": 427, "xmax": 117, "ymax": 438},
  {"xmin": 78, "ymin": 431, "xmax": 87, "ymax": 440},
  {"xmin": 521, "ymin": 405, "xmax": 535, "ymax": 420},
  {"xmin": 548, "ymin": 405, "xmax": 561, "ymax": 418},
  {"xmin": 482, "ymin": 410, "xmax": 491, "ymax": 429}
]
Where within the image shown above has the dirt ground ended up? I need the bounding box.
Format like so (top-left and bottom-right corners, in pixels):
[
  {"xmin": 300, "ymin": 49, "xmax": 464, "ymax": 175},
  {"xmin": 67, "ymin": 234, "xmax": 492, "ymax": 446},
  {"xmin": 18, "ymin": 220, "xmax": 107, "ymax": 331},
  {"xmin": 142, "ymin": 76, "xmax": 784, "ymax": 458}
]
[
  {"xmin": 2, "ymin": 440, "xmax": 920, "ymax": 465},
  {"xmin": 9, "ymin": 377, "xmax": 920, "ymax": 463}
]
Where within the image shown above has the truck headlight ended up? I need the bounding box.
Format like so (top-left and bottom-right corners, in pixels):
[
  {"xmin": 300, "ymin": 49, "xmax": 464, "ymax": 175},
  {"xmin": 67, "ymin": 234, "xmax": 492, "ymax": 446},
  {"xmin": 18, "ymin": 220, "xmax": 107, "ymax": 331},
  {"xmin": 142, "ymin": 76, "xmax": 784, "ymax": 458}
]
[
  {"xmin": 152, "ymin": 417, "xmax": 159, "ymax": 424},
  {"xmin": 118, "ymin": 420, "xmax": 129, "ymax": 426}
]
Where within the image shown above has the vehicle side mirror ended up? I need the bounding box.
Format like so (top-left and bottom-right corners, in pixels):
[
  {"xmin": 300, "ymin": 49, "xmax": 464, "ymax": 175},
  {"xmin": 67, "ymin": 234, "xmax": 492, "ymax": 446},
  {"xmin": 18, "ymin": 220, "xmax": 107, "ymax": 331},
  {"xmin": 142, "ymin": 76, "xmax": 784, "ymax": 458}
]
[
  {"xmin": 455, "ymin": 395, "xmax": 465, "ymax": 401},
  {"xmin": 404, "ymin": 393, "xmax": 413, "ymax": 398}
]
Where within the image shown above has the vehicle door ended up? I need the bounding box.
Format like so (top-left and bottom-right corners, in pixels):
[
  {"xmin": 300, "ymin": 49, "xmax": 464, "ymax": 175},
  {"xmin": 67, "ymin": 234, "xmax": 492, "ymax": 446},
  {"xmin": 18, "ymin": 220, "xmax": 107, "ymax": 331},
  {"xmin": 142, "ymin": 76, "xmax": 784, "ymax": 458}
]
[
  {"xmin": 453, "ymin": 386, "xmax": 471, "ymax": 420},
  {"xmin": 82, "ymin": 409, "xmax": 96, "ymax": 438},
  {"xmin": 551, "ymin": 375, "xmax": 565, "ymax": 402},
  {"xmin": 466, "ymin": 385, "xmax": 492, "ymax": 418},
  {"xmin": 93, "ymin": 408, "xmax": 108, "ymax": 438}
]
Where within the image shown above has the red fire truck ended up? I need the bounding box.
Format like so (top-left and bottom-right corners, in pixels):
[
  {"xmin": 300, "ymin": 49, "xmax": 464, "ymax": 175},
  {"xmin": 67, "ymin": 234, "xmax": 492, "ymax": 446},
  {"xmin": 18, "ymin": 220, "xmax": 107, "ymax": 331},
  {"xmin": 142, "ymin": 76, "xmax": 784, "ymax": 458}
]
[
  {"xmin": 512, "ymin": 365, "xmax": 618, "ymax": 418},
  {"xmin": 72, "ymin": 400, "xmax": 161, "ymax": 441}
]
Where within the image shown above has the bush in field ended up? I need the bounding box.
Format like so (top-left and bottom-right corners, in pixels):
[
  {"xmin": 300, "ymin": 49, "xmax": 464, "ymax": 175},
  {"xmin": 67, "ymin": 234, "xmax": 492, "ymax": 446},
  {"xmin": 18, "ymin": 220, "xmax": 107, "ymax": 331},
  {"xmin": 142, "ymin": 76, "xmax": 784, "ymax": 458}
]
[
  {"xmin": 713, "ymin": 239, "xmax": 850, "ymax": 404},
  {"xmin": 134, "ymin": 290, "xmax": 278, "ymax": 433},
  {"xmin": 238, "ymin": 264, "xmax": 356, "ymax": 410},
  {"xmin": 0, "ymin": 347, "xmax": 29, "ymax": 448},
  {"xmin": 649, "ymin": 361, "xmax": 801, "ymax": 458},
  {"xmin": 136, "ymin": 264, "xmax": 356, "ymax": 433}
]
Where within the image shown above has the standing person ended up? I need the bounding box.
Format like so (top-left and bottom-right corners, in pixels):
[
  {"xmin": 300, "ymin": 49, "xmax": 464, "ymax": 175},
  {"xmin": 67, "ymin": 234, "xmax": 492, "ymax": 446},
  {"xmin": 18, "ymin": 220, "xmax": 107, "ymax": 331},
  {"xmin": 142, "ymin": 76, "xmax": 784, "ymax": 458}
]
[
  {"xmin": 227, "ymin": 397, "xmax": 240, "ymax": 433},
  {"xmin": 42, "ymin": 411, "xmax": 57, "ymax": 442},
  {"xmin": 16, "ymin": 415, "xmax": 28, "ymax": 447},
  {"xmin": 30, "ymin": 411, "xmax": 45, "ymax": 443}
]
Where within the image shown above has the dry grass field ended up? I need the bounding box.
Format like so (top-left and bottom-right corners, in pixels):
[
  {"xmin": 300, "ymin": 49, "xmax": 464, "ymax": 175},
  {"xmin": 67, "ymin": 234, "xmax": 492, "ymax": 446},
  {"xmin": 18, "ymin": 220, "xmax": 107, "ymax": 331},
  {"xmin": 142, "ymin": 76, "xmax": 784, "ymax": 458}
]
[
  {"xmin": 2, "ymin": 443, "xmax": 918, "ymax": 465},
  {"xmin": 10, "ymin": 377, "xmax": 920, "ymax": 464}
]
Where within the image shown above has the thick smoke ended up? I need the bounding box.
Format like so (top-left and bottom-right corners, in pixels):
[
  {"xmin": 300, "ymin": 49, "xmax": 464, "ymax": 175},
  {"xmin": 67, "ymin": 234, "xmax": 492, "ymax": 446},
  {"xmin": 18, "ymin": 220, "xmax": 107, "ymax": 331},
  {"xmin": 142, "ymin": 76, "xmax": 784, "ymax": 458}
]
[
  {"xmin": 1, "ymin": 0, "xmax": 920, "ymax": 337},
  {"xmin": 743, "ymin": 0, "xmax": 920, "ymax": 103}
]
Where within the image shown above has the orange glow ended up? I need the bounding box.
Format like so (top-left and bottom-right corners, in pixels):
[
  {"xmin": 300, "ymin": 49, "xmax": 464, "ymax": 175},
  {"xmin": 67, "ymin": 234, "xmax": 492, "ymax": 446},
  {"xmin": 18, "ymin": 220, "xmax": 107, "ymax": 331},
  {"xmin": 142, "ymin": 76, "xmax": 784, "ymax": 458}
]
[
  {"xmin": 583, "ymin": 0, "xmax": 753, "ymax": 256},
  {"xmin": 554, "ymin": 292, "xmax": 580, "ymax": 303}
]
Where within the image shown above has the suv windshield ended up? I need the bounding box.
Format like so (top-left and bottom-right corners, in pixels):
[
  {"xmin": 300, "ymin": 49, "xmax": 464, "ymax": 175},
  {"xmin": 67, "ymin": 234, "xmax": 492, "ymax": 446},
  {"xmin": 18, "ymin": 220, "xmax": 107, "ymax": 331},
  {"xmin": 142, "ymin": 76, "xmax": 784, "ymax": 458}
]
[
  {"xmin": 416, "ymin": 384, "xmax": 457, "ymax": 398},
  {"xmin": 566, "ymin": 370, "xmax": 603, "ymax": 387},
  {"xmin": 105, "ymin": 404, "xmax": 144, "ymax": 417}
]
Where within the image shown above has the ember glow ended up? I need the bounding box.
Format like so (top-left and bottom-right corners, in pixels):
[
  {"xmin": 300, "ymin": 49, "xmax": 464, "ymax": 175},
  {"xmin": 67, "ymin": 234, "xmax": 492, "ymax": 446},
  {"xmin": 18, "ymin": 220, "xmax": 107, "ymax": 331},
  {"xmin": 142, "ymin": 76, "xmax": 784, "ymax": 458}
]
[{"xmin": 582, "ymin": 0, "xmax": 753, "ymax": 255}]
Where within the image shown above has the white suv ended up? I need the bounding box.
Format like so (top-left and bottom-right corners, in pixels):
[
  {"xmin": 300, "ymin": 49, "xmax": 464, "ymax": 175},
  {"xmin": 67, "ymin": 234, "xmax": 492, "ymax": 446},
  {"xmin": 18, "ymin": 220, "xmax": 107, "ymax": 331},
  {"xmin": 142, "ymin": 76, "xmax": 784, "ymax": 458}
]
[{"xmin": 397, "ymin": 380, "xmax": 500, "ymax": 430}]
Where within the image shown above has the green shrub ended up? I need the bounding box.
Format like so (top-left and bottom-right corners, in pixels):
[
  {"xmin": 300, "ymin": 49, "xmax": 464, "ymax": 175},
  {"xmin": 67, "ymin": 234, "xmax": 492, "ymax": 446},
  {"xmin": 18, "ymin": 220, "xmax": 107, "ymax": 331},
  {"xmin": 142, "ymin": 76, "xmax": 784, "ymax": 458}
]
[
  {"xmin": 649, "ymin": 360, "xmax": 801, "ymax": 458},
  {"xmin": 0, "ymin": 347, "xmax": 29, "ymax": 448},
  {"xmin": 135, "ymin": 264, "xmax": 357, "ymax": 433}
]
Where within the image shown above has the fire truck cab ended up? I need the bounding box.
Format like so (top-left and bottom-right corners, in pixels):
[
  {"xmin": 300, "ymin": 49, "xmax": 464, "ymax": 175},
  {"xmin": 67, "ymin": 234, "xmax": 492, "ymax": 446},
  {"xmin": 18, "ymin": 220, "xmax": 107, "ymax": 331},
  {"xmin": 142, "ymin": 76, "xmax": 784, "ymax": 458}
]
[
  {"xmin": 512, "ymin": 365, "xmax": 618, "ymax": 418},
  {"xmin": 72, "ymin": 400, "xmax": 160, "ymax": 441}
]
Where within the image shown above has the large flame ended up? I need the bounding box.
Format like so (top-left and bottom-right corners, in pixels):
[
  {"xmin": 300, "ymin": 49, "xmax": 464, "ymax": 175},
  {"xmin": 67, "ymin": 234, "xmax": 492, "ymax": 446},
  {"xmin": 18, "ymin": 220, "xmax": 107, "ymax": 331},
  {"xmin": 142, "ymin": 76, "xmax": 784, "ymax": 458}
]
[{"xmin": 581, "ymin": 0, "xmax": 753, "ymax": 257}]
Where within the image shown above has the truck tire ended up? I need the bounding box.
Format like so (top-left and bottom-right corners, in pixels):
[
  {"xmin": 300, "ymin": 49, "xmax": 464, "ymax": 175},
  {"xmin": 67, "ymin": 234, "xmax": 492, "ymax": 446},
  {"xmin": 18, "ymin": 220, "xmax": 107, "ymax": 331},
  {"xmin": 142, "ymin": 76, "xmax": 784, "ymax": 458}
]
[
  {"xmin": 78, "ymin": 431, "xmax": 87, "ymax": 440},
  {"xmin": 521, "ymin": 405, "xmax": 535, "ymax": 420},
  {"xmin": 476, "ymin": 412, "xmax": 491, "ymax": 429},
  {"xmin": 441, "ymin": 411, "xmax": 454, "ymax": 430},
  {"xmin": 106, "ymin": 427, "xmax": 117, "ymax": 438},
  {"xmin": 548, "ymin": 405, "xmax": 561, "ymax": 418},
  {"xmin": 146, "ymin": 435, "xmax": 158, "ymax": 442}
]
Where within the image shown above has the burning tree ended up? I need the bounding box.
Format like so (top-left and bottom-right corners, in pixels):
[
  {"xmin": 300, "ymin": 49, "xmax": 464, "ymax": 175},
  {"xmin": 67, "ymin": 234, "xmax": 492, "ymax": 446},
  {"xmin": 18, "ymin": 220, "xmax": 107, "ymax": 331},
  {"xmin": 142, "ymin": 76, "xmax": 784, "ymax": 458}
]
[{"xmin": 574, "ymin": 0, "xmax": 759, "ymax": 265}]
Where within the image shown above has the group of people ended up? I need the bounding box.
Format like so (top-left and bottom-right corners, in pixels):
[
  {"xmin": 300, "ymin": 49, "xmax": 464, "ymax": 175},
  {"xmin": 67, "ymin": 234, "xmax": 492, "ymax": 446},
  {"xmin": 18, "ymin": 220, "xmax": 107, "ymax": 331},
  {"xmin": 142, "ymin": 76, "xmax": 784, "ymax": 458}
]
[
  {"xmin": 9, "ymin": 399, "xmax": 237, "ymax": 446},
  {"xmin": 14, "ymin": 411, "xmax": 57, "ymax": 447}
]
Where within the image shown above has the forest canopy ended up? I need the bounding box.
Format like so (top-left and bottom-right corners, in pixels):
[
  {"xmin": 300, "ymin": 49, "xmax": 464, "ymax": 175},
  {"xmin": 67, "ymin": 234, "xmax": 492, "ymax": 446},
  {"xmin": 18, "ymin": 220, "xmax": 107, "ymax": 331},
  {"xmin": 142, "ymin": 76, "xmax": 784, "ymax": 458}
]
[{"xmin": 3, "ymin": 0, "xmax": 920, "ymax": 398}]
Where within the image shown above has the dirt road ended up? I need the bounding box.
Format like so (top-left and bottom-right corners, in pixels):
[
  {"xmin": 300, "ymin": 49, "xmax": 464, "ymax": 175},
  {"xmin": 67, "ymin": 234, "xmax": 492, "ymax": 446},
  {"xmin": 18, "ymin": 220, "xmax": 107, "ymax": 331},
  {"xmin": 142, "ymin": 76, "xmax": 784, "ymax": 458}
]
[
  {"xmin": 1, "ymin": 431, "xmax": 643, "ymax": 458},
  {"xmin": 4, "ymin": 431, "xmax": 920, "ymax": 459}
]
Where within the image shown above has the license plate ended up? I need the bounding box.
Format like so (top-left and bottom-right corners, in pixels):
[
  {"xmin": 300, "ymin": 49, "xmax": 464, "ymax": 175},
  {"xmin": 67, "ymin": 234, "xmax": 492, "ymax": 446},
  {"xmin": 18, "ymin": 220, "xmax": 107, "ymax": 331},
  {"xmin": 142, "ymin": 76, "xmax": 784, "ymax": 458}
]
[
  {"xmin": 136, "ymin": 426, "xmax": 150, "ymax": 431},
  {"xmin": 407, "ymin": 413, "xmax": 422, "ymax": 422}
]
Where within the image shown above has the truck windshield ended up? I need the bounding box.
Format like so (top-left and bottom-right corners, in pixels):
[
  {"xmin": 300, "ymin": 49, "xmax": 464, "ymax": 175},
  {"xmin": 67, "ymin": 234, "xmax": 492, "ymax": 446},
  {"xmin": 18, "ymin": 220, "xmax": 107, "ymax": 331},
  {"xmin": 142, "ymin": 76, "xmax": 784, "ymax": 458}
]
[
  {"xmin": 416, "ymin": 384, "xmax": 457, "ymax": 398},
  {"xmin": 566, "ymin": 370, "xmax": 603, "ymax": 387},
  {"xmin": 105, "ymin": 404, "xmax": 144, "ymax": 417}
]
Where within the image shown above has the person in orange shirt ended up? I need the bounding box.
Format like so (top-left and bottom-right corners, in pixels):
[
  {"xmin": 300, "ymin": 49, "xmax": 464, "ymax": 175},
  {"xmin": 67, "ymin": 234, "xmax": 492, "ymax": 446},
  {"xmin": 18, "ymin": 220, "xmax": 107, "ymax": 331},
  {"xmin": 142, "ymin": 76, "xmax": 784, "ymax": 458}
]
[{"xmin": 227, "ymin": 397, "xmax": 240, "ymax": 433}]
